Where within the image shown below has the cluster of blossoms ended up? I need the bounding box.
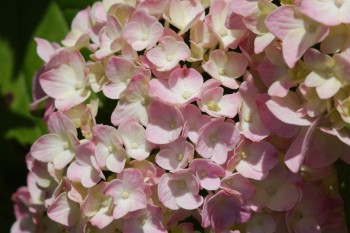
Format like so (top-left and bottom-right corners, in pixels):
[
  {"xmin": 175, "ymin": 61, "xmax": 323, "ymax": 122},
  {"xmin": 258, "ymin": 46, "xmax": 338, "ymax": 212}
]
[{"xmin": 12, "ymin": 0, "xmax": 350, "ymax": 232}]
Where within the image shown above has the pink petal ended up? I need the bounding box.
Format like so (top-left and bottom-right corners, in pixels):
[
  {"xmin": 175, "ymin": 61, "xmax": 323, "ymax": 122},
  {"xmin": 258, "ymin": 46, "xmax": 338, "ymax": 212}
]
[
  {"xmin": 47, "ymin": 192, "xmax": 80, "ymax": 226},
  {"xmin": 176, "ymin": 191, "xmax": 203, "ymax": 210},
  {"xmin": 158, "ymin": 174, "xmax": 179, "ymax": 210}
]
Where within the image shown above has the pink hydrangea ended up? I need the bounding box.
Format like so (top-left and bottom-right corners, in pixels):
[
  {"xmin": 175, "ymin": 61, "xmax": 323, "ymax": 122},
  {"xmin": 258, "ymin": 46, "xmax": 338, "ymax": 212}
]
[{"xmin": 11, "ymin": 0, "xmax": 350, "ymax": 232}]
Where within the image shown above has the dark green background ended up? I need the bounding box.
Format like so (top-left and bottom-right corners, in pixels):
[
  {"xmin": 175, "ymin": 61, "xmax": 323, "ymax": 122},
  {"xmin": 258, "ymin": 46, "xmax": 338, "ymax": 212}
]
[
  {"xmin": 0, "ymin": 1, "xmax": 97, "ymax": 231},
  {"xmin": 0, "ymin": 0, "xmax": 349, "ymax": 232}
]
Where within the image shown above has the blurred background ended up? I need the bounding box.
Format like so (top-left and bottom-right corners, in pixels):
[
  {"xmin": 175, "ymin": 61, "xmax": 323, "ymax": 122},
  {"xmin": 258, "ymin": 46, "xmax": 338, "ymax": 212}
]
[
  {"xmin": 1, "ymin": 0, "xmax": 350, "ymax": 232},
  {"xmin": 0, "ymin": 0, "xmax": 97, "ymax": 231}
]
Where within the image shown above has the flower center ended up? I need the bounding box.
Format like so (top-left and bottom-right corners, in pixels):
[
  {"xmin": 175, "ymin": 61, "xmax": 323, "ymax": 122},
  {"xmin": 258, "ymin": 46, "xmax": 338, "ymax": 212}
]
[
  {"xmin": 108, "ymin": 146, "xmax": 115, "ymax": 153},
  {"xmin": 244, "ymin": 112, "xmax": 252, "ymax": 122},
  {"xmin": 167, "ymin": 54, "xmax": 174, "ymax": 61},
  {"xmin": 131, "ymin": 142, "xmax": 138, "ymax": 149},
  {"xmin": 122, "ymin": 191, "xmax": 129, "ymax": 199},
  {"xmin": 177, "ymin": 153, "xmax": 183, "ymax": 161},
  {"xmin": 265, "ymin": 186, "xmax": 276, "ymax": 196},
  {"xmin": 208, "ymin": 100, "xmax": 221, "ymax": 112},
  {"xmin": 63, "ymin": 142, "xmax": 69, "ymax": 150},
  {"xmin": 169, "ymin": 120, "xmax": 177, "ymax": 129},
  {"xmin": 209, "ymin": 134, "xmax": 218, "ymax": 143},
  {"xmin": 75, "ymin": 81, "xmax": 83, "ymax": 90},
  {"xmin": 219, "ymin": 67, "xmax": 226, "ymax": 75},
  {"xmin": 219, "ymin": 27, "xmax": 227, "ymax": 36},
  {"xmin": 189, "ymin": 123, "xmax": 196, "ymax": 130},
  {"xmin": 199, "ymin": 170, "xmax": 207, "ymax": 177},
  {"xmin": 335, "ymin": 0, "xmax": 344, "ymax": 7},
  {"xmin": 140, "ymin": 96, "xmax": 148, "ymax": 106},
  {"xmin": 182, "ymin": 91, "xmax": 191, "ymax": 99},
  {"xmin": 140, "ymin": 218, "xmax": 147, "ymax": 225},
  {"xmin": 142, "ymin": 33, "xmax": 149, "ymax": 41},
  {"xmin": 240, "ymin": 151, "xmax": 248, "ymax": 160},
  {"xmin": 178, "ymin": 180, "xmax": 186, "ymax": 189}
]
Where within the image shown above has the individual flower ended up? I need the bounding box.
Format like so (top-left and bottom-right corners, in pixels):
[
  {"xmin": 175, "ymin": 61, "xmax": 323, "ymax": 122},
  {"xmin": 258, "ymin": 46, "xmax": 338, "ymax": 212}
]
[
  {"xmin": 189, "ymin": 159, "xmax": 225, "ymax": 190},
  {"xmin": 303, "ymin": 48, "xmax": 346, "ymax": 99},
  {"xmin": 265, "ymin": 5, "xmax": 329, "ymax": 68},
  {"xmin": 163, "ymin": 0, "xmax": 204, "ymax": 35},
  {"xmin": 202, "ymin": 49, "xmax": 248, "ymax": 89},
  {"xmin": 145, "ymin": 100, "xmax": 184, "ymax": 144},
  {"xmin": 257, "ymin": 45, "xmax": 295, "ymax": 98},
  {"xmin": 155, "ymin": 137, "xmax": 194, "ymax": 172},
  {"xmin": 246, "ymin": 212, "xmax": 277, "ymax": 233},
  {"xmin": 103, "ymin": 56, "xmax": 150, "ymax": 99},
  {"xmin": 34, "ymin": 37, "xmax": 61, "ymax": 63},
  {"xmin": 111, "ymin": 74, "xmax": 151, "ymax": 126},
  {"xmin": 81, "ymin": 182, "xmax": 114, "ymax": 229},
  {"xmin": 67, "ymin": 142, "xmax": 105, "ymax": 188},
  {"xmin": 47, "ymin": 192, "xmax": 81, "ymax": 227},
  {"xmin": 62, "ymin": 8, "xmax": 91, "ymax": 49},
  {"xmin": 190, "ymin": 20, "xmax": 218, "ymax": 49},
  {"xmin": 129, "ymin": 160, "xmax": 163, "ymax": 186},
  {"xmin": 196, "ymin": 118, "xmax": 240, "ymax": 165},
  {"xmin": 181, "ymin": 104, "xmax": 211, "ymax": 144},
  {"xmin": 123, "ymin": 204, "xmax": 167, "ymax": 233},
  {"xmin": 123, "ymin": 8, "xmax": 163, "ymax": 51},
  {"xmin": 205, "ymin": 0, "xmax": 247, "ymax": 49},
  {"xmin": 119, "ymin": 119, "xmax": 154, "ymax": 160},
  {"xmin": 30, "ymin": 112, "xmax": 79, "ymax": 170},
  {"xmin": 201, "ymin": 190, "xmax": 252, "ymax": 232},
  {"xmin": 93, "ymin": 124, "xmax": 127, "ymax": 173},
  {"xmin": 226, "ymin": 0, "xmax": 277, "ymax": 53},
  {"xmin": 265, "ymin": 90, "xmax": 313, "ymax": 128},
  {"xmin": 148, "ymin": 67, "xmax": 204, "ymax": 107},
  {"xmin": 158, "ymin": 170, "xmax": 203, "ymax": 210},
  {"xmin": 39, "ymin": 49, "xmax": 90, "ymax": 110},
  {"xmin": 286, "ymin": 183, "xmax": 331, "ymax": 233},
  {"xmin": 104, "ymin": 168, "xmax": 147, "ymax": 219},
  {"xmin": 146, "ymin": 36, "xmax": 191, "ymax": 71},
  {"xmin": 236, "ymin": 73, "xmax": 270, "ymax": 142},
  {"xmin": 220, "ymin": 173, "xmax": 255, "ymax": 198},
  {"xmin": 256, "ymin": 94, "xmax": 299, "ymax": 138},
  {"xmin": 94, "ymin": 15, "xmax": 125, "ymax": 59},
  {"xmin": 198, "ymin": 85, "xmax": 241, "ymax": 118},
  {"xmin": 299, "ymin": 0, "xmax": 350, "ymax": 26},
  {"xmin": 250, "ymin": 164, "xmax": 301, "ymax": 212},
  {"xmin": 227, "ymin": 139, "xmax": 279, "ymax": 180}
]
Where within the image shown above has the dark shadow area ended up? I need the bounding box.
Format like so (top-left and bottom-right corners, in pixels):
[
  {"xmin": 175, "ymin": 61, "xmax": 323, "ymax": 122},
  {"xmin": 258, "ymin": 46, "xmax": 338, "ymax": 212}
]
[
  {"xmin": 0, "ymin": 97, "xmax": 35, "ymax": 231},
  {"xmin": 336, "ymin": 160, "xmax": 350, "ymax": 230},
  {"xmin": 0, "ymin": 0, "xmax": 51, "ymax": 80},
  {"xmin": 0, "ymin": 0, "xmax": 51, "ymax": 231}
]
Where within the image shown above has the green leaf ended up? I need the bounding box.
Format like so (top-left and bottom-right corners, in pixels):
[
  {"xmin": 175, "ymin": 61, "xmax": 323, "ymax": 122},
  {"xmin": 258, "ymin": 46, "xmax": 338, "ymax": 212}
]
[
  {"xmin": 23, "ymin": 2, "xmax": 69, "ymax": 92},
  {"xmin": 54, "ymin": 0, "xmax": 99, "ymax": 23},
  {"xmin": 0, "ymin": 2, "xmax": 69, "ymax": 145}
]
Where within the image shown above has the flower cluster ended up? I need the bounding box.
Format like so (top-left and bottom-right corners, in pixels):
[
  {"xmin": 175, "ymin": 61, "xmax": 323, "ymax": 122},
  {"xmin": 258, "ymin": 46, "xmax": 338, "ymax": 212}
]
[{"xmin": 12, "ymin": 0, "xmax": 350, "ymax": 232}]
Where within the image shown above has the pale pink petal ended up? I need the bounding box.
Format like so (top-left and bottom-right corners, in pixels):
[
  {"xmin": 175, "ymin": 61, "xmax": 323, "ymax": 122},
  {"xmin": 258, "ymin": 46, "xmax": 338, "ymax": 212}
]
[
  {"xmin": 47, "ymin": 192, "xmax": 80, "ymax": 226},
  {"xmin": 285, "ymin": 117, "xmax": 320, "ymax": 173},
  {"xmin": 146, "ymin": 101, "xmax": 183, "ymax": 144},
  {"xmin": 265, "ymin": 92, "xmax": 312, "ymax": 126},
  {"xmin": 158, "ymin": 174, "xmax": 179, "ymax": 210},
  {"xmin": 256, "ymin": 94, "xmax": 298, "ymax": 138},
  {"xmin": 176, "ymin": 191, "xmax": 203, "ymax": 210}
]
